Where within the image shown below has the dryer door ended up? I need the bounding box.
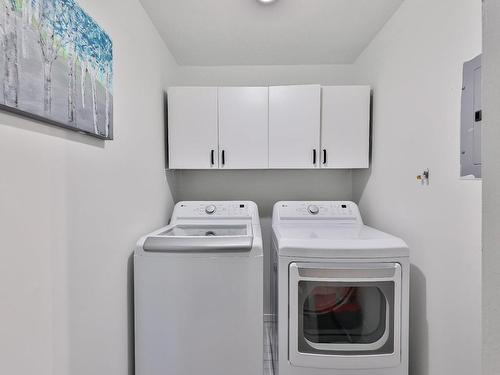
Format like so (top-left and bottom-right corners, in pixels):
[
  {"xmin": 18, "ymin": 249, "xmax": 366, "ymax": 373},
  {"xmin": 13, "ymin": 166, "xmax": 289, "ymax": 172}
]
[{"xmin": 289, "ymin": 262, "xmax": 402, "ymax": 369}]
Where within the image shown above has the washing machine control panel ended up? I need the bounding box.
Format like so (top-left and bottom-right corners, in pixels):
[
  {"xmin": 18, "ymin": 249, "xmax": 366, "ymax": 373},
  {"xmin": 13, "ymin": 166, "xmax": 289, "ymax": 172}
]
[
  {"xmin": 174, "ymin": 201, "xmax": 255, "ymax": 220},
  {"xmin": 276, "ymin": 201, "xmax": 362, "ymax": 223}
]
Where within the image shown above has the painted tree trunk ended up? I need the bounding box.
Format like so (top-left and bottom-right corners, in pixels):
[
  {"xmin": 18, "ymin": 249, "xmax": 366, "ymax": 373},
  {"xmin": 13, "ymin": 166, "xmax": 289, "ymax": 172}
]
[
  {"xmin": 21, "ymin": 0, "xmax": 28, "ymax": 58},
  {"xmin": 90, "ymin": 73, "xmax": 98, "ymax": 134},
  {"xmin": 1, "ymin": 1, "xmax": 5, "ymax": 27},
  {"xmin": 4, "ymin": 5, "xmax": 19, "ymax": 108},
  {"xmin": 80, "ymin": 61, "xmax": 86, "ymax": 108},
  {"xmin": 43, "ymin": 60, "xmax": 53, "ymax": 114},
  {"xmin": 35, "ymin": 0, "xmax": 41, "ymax": 21},
  {"xmin": 67, "ymin": 53, "xmax": 77, "ymax": 124},
  {"xmin": 26, "ymin": 0, "xmax": 32, "ymax": 25},
  {"xmin": 38, "ymin": 17, "xmax": 59, "ymax": 116}
]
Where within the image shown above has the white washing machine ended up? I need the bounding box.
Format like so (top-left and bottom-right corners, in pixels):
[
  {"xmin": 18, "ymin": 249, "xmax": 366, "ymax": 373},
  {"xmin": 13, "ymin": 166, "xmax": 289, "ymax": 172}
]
[
  {"xmin": 134, "ymin": 201, "xmax": 263, "ymax": 375},
  {"xmin": 271, "ymin": 201, "xmax": 409, "ymax": 375}
]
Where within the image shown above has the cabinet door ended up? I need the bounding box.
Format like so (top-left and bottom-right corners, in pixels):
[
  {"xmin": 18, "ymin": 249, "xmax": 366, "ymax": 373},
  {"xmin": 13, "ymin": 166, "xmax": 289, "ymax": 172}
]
[
  {"xmin": 218, "ymin": 87, "xmax": 269, "ymax": 169},
  {"xmin": 167, "ymin": 87, "xmax": 218, "ymax": 169},
  {"xmin": 269, "ymin": 85, "xmax": 321, "ymax": 169},
  {"xmin": 321, "ymin": 86, "xmax": 370, "ymax": 169}
]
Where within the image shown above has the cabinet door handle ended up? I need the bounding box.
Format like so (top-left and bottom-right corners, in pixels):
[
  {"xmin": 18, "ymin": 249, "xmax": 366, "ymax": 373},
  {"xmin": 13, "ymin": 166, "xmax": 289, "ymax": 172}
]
[
  {"xmin": 222, "ymin": 150, "xmax": 226, "ymax": 166},
  {"xmin": 313, "ymin": 149, "xmax": 317, "ymax": 165},
  {"xmin": 323, "ymin": 149, "xmax": 327, "ymax": 165},
  {"xmin": 210, "ymin": 150, "xmax": 215, "ymax": 166}
]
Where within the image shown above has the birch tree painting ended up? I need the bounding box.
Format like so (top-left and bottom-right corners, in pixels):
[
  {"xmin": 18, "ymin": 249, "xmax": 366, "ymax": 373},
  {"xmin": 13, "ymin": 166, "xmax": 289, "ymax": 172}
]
[{"xmin": 0, "ymin": 0, "xmax": 113, "ymax": 139}]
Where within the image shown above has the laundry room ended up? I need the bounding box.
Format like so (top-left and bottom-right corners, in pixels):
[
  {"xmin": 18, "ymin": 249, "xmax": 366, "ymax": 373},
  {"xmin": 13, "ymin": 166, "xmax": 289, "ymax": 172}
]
[{"xmin": 1, "ymin": 1, "xmax": 498, "ymax": 375}]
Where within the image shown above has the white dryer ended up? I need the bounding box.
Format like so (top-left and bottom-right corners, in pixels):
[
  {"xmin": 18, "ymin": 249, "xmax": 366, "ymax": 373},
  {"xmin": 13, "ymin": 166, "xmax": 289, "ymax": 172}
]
[
  {"xmin": 134, "ymin": 201, "xmax": 263, "ymax": 375},
  {"xmin": 271, "ymin": 201, "xmax": 409, "ymax": 375}
]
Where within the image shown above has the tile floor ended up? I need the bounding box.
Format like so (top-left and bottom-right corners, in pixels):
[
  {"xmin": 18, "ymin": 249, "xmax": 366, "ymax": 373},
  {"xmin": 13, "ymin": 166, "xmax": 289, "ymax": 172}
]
[{"xmin": 264, "ymin": 321, "xmax": 275, "ymax": 375}]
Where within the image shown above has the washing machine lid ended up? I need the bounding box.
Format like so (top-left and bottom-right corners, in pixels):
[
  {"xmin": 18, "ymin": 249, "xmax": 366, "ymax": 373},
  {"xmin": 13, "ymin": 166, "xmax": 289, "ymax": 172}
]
[
  {"xmin": 141, "ymin": 222, "xmax": 253, "ymax": 252},
  {"xmin": 273, "ymin": 223, "xmax": 409, "ymax": 258}
]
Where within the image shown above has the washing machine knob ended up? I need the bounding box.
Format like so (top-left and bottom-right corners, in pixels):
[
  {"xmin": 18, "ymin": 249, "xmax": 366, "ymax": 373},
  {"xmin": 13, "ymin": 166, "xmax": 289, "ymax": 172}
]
[
  {"xmin": 205, "ymin": 204, "xmax": 216, "ymax": 214},
  {"xmin": 308, "ymin": 205, "xmax": 319, "ymax": 215}
]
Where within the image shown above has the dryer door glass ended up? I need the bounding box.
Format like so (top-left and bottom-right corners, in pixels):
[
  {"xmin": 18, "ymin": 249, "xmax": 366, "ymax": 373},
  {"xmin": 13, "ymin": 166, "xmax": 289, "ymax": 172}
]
[
  {"xmin": 298, "ymin": 281, "xmax": 394, "ymax": 354},
  {"xmin": 289, "ymin": 263, "xmax": 401, "ymax": 357}
]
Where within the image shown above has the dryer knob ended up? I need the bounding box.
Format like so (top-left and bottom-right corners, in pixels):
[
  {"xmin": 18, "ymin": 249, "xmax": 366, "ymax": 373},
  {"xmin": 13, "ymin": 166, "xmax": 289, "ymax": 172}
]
[
  {"xmin": 205, "ymin": 205, "xmax": 216, "ymax": 214},
  {"xmin": 308, "ymin": 205, "xmax": 319, "ymax": 215}
]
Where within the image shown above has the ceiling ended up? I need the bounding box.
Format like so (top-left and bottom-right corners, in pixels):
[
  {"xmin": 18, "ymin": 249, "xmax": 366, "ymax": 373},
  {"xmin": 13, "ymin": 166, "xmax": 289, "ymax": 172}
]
[{"xmin": 139, "ymin": 0, "xmax": 404, "ymax": 66}]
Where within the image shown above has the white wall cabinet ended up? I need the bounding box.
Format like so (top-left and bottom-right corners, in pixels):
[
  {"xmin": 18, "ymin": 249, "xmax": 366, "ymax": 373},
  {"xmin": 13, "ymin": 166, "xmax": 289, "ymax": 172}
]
[
  {"xmin": 269, "ymin": 85, "xmax": 321, "ymax": 169},
  {"xmin": 321, "ymin": 86, "xmax": 371, "ymax": 169},
  {"xmin": 168, "ymin": 87, "xmax": 219, "ymax": 169},
  {"xmin": 167, "ymin": 85, "xmax": 370, "ymax": 170},
  {"xmin": 218, "ymin": 87, "xmax": 269, "ymax": 169}
]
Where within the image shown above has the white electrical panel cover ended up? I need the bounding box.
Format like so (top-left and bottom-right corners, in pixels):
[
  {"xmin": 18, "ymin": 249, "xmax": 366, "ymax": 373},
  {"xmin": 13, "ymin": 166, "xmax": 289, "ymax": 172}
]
[{"xmin": 460, "ymin": 55, "xmax": 482, "ymax": 178}]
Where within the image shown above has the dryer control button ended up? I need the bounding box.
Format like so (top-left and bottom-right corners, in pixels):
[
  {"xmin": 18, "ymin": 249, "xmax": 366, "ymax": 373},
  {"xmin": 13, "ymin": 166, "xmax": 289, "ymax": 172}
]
[
  {"xmin": 308, "ymin": 205, "xmax": 319, "ymax": 215},
  {"xmin": 205, "ymin": 205, "xmax": 216, "ymax": 214}
]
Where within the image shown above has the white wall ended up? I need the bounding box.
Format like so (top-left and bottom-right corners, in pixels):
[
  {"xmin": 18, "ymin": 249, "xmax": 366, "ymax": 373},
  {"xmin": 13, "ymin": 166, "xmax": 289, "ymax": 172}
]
[
  {"xmin": 482, "ymin": 1, "xmax": 500, "ymax": 374},
  {"xmin": 0, "ymin": 1, "xmax": 178, "ymax": 374},
  {"xmin": 352, "ymin": 1, "xmax": 482, "ymax": 375},
  {"xmin": 176, "ymin": 64, "xmax": 355, "ymax": 87}
]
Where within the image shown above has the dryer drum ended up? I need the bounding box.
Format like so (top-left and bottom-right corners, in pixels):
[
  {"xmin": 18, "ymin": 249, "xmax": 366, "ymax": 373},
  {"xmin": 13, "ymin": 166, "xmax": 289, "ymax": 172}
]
[{"xmin": 302, "ymin": 286, "xmax": 387, "ymax": 345}]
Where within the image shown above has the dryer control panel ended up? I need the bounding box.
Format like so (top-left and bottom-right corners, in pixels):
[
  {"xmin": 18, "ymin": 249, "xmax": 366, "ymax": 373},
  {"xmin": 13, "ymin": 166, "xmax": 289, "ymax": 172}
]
[{"xmin": 274, "ymin": 201, "xmax": 363, "ymax": 224}]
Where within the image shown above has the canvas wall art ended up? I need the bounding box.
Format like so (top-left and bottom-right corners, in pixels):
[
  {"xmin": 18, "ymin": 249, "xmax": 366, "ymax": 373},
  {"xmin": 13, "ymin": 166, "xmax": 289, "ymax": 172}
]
[{"xmin": 0, "ymin": 0, "xmax": 113, "ymax": 139}]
